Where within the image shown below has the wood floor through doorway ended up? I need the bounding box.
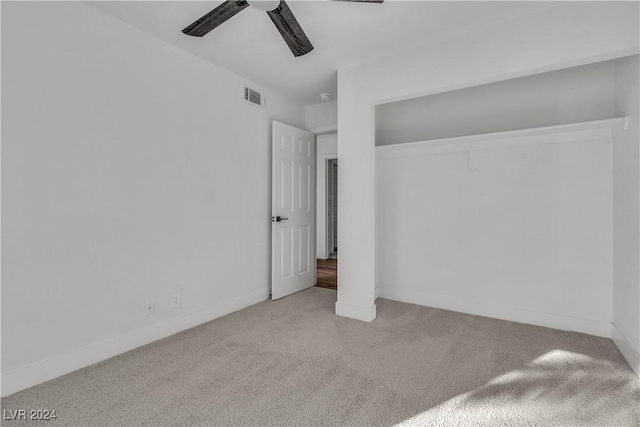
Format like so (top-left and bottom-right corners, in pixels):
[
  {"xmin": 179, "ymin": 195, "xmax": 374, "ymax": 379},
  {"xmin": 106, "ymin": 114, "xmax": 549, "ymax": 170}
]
[{"xmin": 316, "ymin": 258, "xmax": 337, "ymax": 290}]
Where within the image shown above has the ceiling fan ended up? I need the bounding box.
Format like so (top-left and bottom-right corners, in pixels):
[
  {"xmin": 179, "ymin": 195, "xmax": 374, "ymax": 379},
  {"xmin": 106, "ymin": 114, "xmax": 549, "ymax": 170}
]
[{"xmin": 182, "ymin": 0, "xmax": 384, "ymax": 57}]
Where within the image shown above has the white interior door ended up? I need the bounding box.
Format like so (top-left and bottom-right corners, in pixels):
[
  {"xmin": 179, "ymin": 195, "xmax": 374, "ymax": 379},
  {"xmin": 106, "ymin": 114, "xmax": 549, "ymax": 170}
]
[{"xmin": 272, "ymin": 121, "xmax": 316, "ymax": 300}]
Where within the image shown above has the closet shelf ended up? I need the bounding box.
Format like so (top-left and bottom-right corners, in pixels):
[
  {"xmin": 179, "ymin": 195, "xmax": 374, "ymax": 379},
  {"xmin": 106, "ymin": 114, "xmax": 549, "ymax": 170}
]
[{"xmin": 376, "ymin": 117, "xmax": 627, "ymax": 157}]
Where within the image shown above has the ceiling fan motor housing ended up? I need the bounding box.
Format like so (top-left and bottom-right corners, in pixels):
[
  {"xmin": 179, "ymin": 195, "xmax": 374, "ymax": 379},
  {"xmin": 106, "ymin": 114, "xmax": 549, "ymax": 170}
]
[{"xmin": 247, "ymin": 0, "xmax": 280, "ymax": 12}]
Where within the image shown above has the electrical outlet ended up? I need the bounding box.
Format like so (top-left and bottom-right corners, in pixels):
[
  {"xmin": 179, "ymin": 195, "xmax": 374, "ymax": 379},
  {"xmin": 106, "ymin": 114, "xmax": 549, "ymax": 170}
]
[
  {"xmin": 144, "ymin": 299, "xmax": 155, "ymax": 316},
  {"xmin": 172, "ymin": 293, "xmax": 181, "ymax": 308}
]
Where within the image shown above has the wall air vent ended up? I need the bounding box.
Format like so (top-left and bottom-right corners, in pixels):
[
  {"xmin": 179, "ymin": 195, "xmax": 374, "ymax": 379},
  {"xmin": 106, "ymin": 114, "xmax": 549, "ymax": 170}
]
[{"xmin": 244, "ymin": 86, "xmax": 263, "ymax": 106}]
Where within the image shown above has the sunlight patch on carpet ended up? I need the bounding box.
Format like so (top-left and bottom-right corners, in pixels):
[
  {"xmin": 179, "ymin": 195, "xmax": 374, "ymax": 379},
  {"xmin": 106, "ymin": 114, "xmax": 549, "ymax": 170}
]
[{"xmin": 395, "ymin": 350, "xmax": 639, "ymax": 426}]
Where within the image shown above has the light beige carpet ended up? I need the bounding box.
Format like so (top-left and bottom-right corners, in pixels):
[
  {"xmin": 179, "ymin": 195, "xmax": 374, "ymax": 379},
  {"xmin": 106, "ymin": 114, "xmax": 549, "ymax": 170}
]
[{"xmin": 2, "ymin": 287, "xmax": 638, "ymax": 426}]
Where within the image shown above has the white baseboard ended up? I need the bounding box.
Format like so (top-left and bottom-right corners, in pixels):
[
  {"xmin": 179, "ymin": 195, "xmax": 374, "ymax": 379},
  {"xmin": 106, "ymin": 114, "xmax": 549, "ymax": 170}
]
[
  {"xmin": 1, "ymin": 287, "xmax": 270, "ymax": 398},
  {"xmin": 336, "ymin": 300, "xmax": 376, "ymax": 322},
  {"xmin": 611, "ymin": 323, "xmax": 640, "ymax": 377},
  {"xmin": 377, "ymin": 286, "xmax": 612, "ymax": 338}
]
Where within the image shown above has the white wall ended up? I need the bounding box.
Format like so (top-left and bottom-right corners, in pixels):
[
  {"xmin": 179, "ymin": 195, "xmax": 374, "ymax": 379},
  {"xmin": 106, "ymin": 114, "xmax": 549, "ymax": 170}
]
[
  {"xmin": 612, "ymin": 54, "xmax": 640, "ymax": 375},
  {"xmin": 376, "ymin": 60, "xmax": 615, "ymax": 145},
  {"xmin": 376, "ymin": 122, "xmax": 615, "ymax": 337},
  {"xmin": 316, "ymin": 134, "xmax": 338, "ymax": 259},
  {"xmin": 306, "ymin": 100, "xmax": 338, "ymax": 133},
  {"xmin": 1, "ymin": 1, "xmax": 304, "ymax": 395},
  {"xmin": 337, "ymin": 1, "xmax": 638, "ymax": 323}
]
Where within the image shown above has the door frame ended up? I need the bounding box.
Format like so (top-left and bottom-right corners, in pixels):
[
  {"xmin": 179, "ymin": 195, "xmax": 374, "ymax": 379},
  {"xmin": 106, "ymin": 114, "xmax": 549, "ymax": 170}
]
[
  {"xmin": 317, "ymin": 153, "xmax": 337, "ymax": 260},
  {"xmin": 327, "ymin": 159, "xmax": 338, "ymax": 257}
]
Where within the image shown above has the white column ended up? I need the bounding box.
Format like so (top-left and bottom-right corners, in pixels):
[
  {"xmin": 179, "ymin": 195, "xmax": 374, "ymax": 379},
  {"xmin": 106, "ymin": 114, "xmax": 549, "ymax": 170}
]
[{"xmin": 335, "ymin": 70, "xmax": 377, "ymax": 321}]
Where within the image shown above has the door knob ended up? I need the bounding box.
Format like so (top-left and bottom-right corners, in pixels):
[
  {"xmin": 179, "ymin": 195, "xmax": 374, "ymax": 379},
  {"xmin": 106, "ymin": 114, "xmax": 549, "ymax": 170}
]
[{"xmin": 271, "ymin": 216, "xmax": 289, "ymax": 223}]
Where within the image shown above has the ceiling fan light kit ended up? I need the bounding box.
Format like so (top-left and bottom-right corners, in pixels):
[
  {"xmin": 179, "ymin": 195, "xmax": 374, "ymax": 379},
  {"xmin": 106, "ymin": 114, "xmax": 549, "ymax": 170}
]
[{"xmin": 182, "ymin": 0, "xmax": 384, "ymax": 57}]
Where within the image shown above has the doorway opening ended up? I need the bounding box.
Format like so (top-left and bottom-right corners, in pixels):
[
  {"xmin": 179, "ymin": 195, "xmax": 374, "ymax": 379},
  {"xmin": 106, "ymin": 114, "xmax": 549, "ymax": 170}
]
[
  {"xmin": 316, "ymin": 157, "xmax": 338, "ymax": 291},
  {"xmin": 327, "ymin": 159, "xmax": 338, "ymax": 258}
]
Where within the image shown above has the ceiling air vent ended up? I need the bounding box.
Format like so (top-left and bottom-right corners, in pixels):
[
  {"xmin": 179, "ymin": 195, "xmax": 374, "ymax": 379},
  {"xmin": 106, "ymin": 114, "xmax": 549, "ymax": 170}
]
[{"xmin": 244, "ymin": 86, "xmax": 263, "ymax": 106}]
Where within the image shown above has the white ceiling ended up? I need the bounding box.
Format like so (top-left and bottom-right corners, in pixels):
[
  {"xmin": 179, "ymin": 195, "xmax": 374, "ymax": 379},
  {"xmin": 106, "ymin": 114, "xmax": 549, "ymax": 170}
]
[{"xmin": 86, "ymin": 1, "xmax": 561, "ymax": 106}]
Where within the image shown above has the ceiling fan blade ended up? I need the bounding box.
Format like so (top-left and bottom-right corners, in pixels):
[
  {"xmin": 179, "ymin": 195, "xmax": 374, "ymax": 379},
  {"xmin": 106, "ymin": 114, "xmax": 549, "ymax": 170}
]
[
  {"xmin": 267, "ymin": 1, "xmax": 314, "ymax": 57},
  {"xmin": 182, "ymin": 1, "xmax": 249, "ymax": 37}
]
